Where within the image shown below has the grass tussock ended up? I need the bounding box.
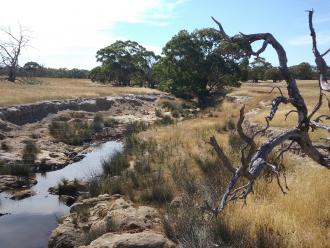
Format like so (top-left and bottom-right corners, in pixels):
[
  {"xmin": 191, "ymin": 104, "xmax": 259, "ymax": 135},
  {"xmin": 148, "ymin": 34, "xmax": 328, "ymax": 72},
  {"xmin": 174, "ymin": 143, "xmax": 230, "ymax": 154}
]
[
  {"xmin": 85, "ymin": 81, "xmax": 329, "ymax": 247},
  {"xmin": 130, "ymin": 92, "xmax": 328, "ymax": 247}
]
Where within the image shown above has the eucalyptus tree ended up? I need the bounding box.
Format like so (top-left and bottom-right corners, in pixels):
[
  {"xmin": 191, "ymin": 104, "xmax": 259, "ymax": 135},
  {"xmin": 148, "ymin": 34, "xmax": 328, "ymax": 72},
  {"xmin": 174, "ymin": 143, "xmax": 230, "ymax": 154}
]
[
  {"xmin": 93, "ymin": 40, "xmax": 159, "ymax": 86},
  {"xmin": 155, "ymin": 28, "xmax": 242, "ymax": 105}
]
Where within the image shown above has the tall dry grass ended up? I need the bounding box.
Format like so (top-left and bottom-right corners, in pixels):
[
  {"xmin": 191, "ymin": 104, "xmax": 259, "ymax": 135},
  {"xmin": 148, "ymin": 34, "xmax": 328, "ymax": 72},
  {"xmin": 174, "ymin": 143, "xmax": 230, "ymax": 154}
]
[
  {"xmin": 0, "ymin": 77, "xmax": 158, "ymax": 106},
  {"xmin": 134, "ymin": 82, "xmax": 329, "ymax": 247}
]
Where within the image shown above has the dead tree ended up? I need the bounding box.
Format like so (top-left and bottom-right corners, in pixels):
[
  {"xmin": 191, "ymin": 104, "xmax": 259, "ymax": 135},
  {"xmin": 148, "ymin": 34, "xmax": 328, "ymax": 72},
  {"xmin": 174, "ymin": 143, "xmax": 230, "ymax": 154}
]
[
  {"xmin": 208, "ymin": 10, "xmax": 330, "ymax": 214},
  {"xmin": 0, "ymin": 25, "xmax": 30, "ymax": 82}
]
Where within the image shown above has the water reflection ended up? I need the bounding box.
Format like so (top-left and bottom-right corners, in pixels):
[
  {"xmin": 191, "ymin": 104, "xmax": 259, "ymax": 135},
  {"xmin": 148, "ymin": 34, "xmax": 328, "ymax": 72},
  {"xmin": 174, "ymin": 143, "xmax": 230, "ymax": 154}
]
[{"xmin": 0, "ymin": 141, "xmax": 123, "ymax": 248}]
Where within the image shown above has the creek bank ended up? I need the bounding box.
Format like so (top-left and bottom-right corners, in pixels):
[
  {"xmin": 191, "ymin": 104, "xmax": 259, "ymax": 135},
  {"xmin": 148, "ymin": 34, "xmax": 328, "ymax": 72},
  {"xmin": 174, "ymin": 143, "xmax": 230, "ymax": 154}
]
[
  {"xmin": 0, "ymin": 175, "xmax": 37, "ymax": 193},
  {"xmin": 0, "ymin": 93, "xmax": 165, "ymax": 173},
  {"xmin": 49, "ymin": 194, "xmax": 176, "ymax": 248},
  {"xmin": 0, "ymin": 94, "xmax": 160, "ymax": 125},
  {"xmin": 48, "ymin": 179, "xmax": 89, "ymax": 206}
]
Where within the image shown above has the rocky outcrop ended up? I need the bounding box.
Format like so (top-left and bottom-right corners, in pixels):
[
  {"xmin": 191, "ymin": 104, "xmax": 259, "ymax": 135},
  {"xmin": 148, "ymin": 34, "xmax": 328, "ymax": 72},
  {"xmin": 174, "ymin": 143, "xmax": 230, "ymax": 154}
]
[
  {"xmin": 80, "ymin": 231, "xmax": 176, "ymax": 248},
  {"xmin": 9, "ymin": 189, "xmax": 35, "ymax": 200},
  {"xmin": 0, "ymin": 175, "xmax": 37, "ymax": 192},
  {"xmin": 0, "ymin": 94, "xmax": 160, "ymax": 125},
  {"xmin": 49, "ymin": 194, "xmax": 176, "ymax": 248}
]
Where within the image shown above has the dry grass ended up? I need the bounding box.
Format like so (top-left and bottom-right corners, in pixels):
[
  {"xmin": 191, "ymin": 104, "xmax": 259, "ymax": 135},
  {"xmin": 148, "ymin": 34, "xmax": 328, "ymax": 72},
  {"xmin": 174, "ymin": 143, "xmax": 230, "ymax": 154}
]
[
  {"xmin": 134, "ymin": 81, "xmax": 329, "ymax": 247},
  {"xmin": 0, "ymin": 77, "xmax": 159, "ymax": 107}
]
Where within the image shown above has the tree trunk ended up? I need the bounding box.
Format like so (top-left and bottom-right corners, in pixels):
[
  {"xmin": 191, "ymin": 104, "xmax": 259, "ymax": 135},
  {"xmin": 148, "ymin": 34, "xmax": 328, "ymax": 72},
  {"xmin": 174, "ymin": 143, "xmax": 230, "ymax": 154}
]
[{"xmin": 8, "ymin": 67, "xmax": 16, "ymax": 82}]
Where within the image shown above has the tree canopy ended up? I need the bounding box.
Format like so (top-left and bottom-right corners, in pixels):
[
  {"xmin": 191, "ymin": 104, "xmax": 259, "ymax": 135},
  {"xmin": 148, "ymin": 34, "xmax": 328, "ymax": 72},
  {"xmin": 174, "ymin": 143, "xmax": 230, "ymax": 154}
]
[
  {"xmin": 90, "ymin": 40, "xmax": 159, "ymax": 86},
  {"xmin": 154, "ymin": 28, "xmax": 242, "ymax": 105}
]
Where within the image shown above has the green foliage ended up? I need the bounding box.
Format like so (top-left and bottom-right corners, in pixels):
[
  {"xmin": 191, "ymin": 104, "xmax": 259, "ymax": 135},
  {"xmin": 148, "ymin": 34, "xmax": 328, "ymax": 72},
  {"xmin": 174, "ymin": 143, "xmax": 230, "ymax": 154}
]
[
  {"xmin": 101, "ymin": 151, "xmax": 129, "ymax": 177},
  {"xmin": 93, "ymin": 113, "xmax": 104, "ymax": 132},
  {"xmin": 22, "ymin": 140, "xmax": 39, "ymax": 165},
  {"xmin": 264, "ymin": 67, "xmax": 283, "ymax": 82},
  {"xmin": 48, "ymin": 119, "xmax": 93, "ymax": 146},
  {"xmin": 228, "ymin": 132, "xmax": 245, "ymax": 153},
  {"xmin": 249, "ymin": 57, "xmax": 272, "ymax": 83},
  {"xmin": 156, "ymin": 115, "xmax": 174, "ymax": 125},
  {"xmin": 104, "ymin": 118, "xmax": 119, "ymax": 128},
  {"xmin": 153, "ymin": 28, "xmax": 241, "ymax": 105},
  {"xmin": 289, "ymin": 62, "xmax": 315, "ymax": 80},
  {"xmin": 124, "ymin": 121, "xmax": 148, "ymax": 136},
  {"xmin": 0, "ymin": 163, "xmax": 31, "ymax": 177},
  {"xmin": 91, "ymin": 40, "xmax": 159, "ymax": 86}
]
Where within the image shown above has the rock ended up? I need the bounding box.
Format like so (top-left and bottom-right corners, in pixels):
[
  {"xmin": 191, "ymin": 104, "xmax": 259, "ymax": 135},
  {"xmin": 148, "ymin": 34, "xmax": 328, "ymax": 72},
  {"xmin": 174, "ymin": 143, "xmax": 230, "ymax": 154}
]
[
  {"xmin": 0, "ymin": 131, "xmax": 6, "ymax": 140},
  {"xmin": 80, "ymin": 231, "xmax": 176, "ymax": 248},
  {"xmin": 49, "ymin": 179, "xmax": 88, "ymax": 197},
  {"xmin": 73, "ymin": 154, "xmax": 85, "ymax": 162},
  {"xmin": 59, "ymin": 195, "xmax": 77, "ymax": 206},
  {"xmin": 10, "ymin": 189, "xmax": 35, "ymax": 200},
  {"xmin": 48, "ymin": 220, "xmax": 85, "ymax": 248},
  {"xmin": 49, "ymin": 195, "xmax": 175, "ymax": 248},
  {"xmin": 0, "ymin": 94, "xmax": 161, "ymax": 125},
  {"xmin": 0, "ymin": 175, "xmax": 37, "ymax": 192}
]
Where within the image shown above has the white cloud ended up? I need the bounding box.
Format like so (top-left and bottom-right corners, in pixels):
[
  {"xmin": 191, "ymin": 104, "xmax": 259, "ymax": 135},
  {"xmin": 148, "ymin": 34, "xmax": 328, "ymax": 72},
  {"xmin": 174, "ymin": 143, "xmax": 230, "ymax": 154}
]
[
  {"xmin": 286, "ymin": 31, "xmax": 330, "ymax": 46},
  {"xmin": 0, "ymin": 0, "xmax": 183, "ymax": 69}
]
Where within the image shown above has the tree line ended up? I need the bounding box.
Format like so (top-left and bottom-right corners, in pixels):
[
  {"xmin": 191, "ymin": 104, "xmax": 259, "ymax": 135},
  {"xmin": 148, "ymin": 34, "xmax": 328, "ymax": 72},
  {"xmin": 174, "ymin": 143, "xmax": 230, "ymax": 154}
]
[
  {"xmin": 90, "ymin": 28, "xmax": 325, "ymax": 104},
  {"xmin": 1, "ymin": 25, "xmax": 325, "ymax": 104},
  {"xmin": 0, "ymin": 62, "xmax": 89, "ymax": 79}
]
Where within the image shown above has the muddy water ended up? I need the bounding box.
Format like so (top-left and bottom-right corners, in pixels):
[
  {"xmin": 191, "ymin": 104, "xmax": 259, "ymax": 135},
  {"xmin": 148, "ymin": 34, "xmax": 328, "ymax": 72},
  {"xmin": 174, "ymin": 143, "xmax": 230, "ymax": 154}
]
[{"xmin": 0, "ymin": 141, "xmax": 123, "ymax": 248}]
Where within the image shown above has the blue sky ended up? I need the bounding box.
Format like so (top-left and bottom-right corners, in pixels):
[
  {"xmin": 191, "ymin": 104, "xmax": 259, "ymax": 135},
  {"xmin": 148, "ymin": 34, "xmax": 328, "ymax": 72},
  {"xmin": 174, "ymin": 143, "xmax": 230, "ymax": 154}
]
[{"xmin": 2, "ymin": 0, "xmax": 330, "ymax": 69}]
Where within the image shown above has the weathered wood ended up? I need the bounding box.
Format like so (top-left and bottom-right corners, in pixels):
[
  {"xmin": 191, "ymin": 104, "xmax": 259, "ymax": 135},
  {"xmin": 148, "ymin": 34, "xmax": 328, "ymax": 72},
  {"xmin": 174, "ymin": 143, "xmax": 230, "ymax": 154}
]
[{"xmin": 209, "ymin": 10, "xmax": 330, "ymax": 214}]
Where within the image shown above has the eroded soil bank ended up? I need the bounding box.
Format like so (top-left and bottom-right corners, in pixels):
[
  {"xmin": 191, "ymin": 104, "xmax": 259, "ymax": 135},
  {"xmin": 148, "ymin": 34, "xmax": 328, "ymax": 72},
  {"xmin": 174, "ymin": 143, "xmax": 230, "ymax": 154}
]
[{"xmin": 0, "ymin": 93, "xmax": 169, "ymax": 180}]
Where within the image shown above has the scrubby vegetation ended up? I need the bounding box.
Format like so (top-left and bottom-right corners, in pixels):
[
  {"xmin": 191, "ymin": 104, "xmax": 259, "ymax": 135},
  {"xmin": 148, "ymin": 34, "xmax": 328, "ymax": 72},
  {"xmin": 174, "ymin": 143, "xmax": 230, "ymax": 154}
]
[
  {"xmin": 49, "ymin": 119, "xmax": 93, "ymax": 145},
  {"xmin": 85, "ymin": 81, "xmax": 329, "ymax": 248},
  {"xmin": 22, "ymin": 140, "xmax": 39, "ymax": 165}
]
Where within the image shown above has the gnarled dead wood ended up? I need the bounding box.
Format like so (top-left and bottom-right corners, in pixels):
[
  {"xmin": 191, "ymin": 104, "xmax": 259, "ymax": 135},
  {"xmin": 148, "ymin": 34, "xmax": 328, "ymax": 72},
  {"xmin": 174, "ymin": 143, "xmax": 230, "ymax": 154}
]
[{"xmin": 209, "ymin": 10, "xmax": 330, "ymax": 214}]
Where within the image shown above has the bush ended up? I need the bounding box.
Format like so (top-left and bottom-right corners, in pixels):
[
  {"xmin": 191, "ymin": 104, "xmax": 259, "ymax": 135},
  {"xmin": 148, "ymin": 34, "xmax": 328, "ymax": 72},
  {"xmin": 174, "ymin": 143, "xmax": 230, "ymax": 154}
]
[
  {"xmin": 49, "ymin": 119, "xmax": 93, "ymax": 145},
  {"xmin": 22, "ymin": 140, "xmax": 39, "ymax": 165},
  {"xmin": 155, "ymin": 108, "xmax": 163, "ymax": 117},
  {"xmin": 104, "ymin": 118, "xmax": 119, "ymax": 128},
  {"xmin": 93, "ymin": 113, "xmax": 104, "ymax": 132},
  {"xmin": 101, "ymin": 151, "xmax": 129, "ymax": 177},
  {"xmin": 124, "ymin": 121, "xmax": 148, "ymax": 136},
  {"xmin": 156, "ymin": 115, "xmax": 174, "ymax": 125},
  {"xmin": 228, "ymin": 132, "xmax": 245, "ymax": 153},
  {"xmin": 0, "ymin": 163, "xmax": 31, "ymax": 177}
]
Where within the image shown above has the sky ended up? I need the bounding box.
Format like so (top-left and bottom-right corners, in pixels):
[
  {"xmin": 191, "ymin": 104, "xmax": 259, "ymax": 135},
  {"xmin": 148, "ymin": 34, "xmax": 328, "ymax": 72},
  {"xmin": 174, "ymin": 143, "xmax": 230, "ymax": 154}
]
[{"xmin": 1, "ymin": 0, "xmax": 330, "ymax": 70}]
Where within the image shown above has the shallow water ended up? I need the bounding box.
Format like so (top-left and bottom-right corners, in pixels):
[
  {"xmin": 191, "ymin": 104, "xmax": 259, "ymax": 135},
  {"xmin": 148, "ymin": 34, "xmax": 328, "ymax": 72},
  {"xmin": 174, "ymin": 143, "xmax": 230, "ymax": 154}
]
[{"xmin": 0, "ymin": 141, "xmax": 123, "ymax": 248}]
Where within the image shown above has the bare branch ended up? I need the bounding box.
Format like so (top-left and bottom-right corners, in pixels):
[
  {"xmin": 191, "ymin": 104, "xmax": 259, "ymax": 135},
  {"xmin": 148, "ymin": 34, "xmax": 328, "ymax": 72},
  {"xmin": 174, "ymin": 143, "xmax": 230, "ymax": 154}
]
[
  {"xmin": 321, "ymin": 48, "xmax": 330, "ymax": 57},
  {"xmin": 308, "ymin": 10, "xmax": 330, "ymax": 92},
  {"xmin": 209, "ymin": 136, "xmax": 236, "ymax": 174},
  {"xmin": 267, "ymin": 96, "xmax": 293, "ymax": 121},
  {"xmin": 209, "ymin": 10, "xmax": 330, "ymax": 214},
  {"xmin": 269, "ymin": 86, "xmax": 284, "ymax": 97},
  {"xmin": 211, "ymin": 17, "xmax": 230, "ymax": 40},
  {"xmin": 285, "ymin": 110, "xmax": 298, "ymax": 120}
]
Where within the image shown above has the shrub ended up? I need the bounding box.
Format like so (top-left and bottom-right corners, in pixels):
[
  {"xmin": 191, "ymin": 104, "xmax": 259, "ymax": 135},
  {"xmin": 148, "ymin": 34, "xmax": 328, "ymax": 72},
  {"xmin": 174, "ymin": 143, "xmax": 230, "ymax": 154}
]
[
  {"xmin": 49, "ymin": 119, "xmax": 93, "ymax": 145},
  {"xmin": 0, "ymin": 163, "xmax": 31, "ymax": 177},
  {"xmin": 155, "ymin": 108, "xmax": 163, "ymax": 117},
  {"xmin": 228, "ymin": 132, "xmax": 245, "ymax": 153},
  {"xmin": 101, "ymin": 152, "xmax": 129, "ymax": 177},
  {"xmin": 88, "ymin": 176, "xmax": 103, "ymax": 197},
  {"xmin": 104, "ymin": 118, "xmax": 119, "ymax": 128},
  {"xmin": 93, "ymin": 113, "xmax": 104, "ymax": 132},
  {"xmin": 124, "ymin": 121, "xmax": 148, "ymax": 136},
  {"xmin": 22, "ymin": 140, "xmax": 39, "ymax": 165},
  {"xmin": 156, "ymin": 115, "xmax": 174, "ymax": 125}
]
